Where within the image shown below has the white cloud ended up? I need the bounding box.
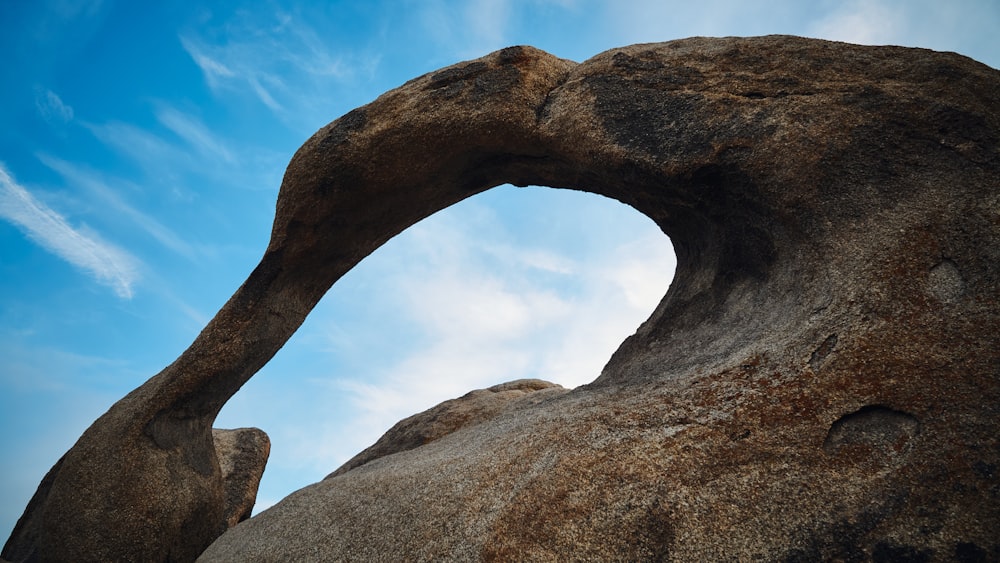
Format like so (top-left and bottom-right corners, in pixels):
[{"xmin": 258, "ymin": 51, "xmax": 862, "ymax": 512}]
[
  {"xmin": 286, "ymin": 192, "xmax": 675, "ymax": 470},
  {"xmin": 0, "ymin": 163, "xmax": 140, "ymax": 298},
  {"xmin": 809, "ymin": 0, "xmax": 902, "ymax": 45},
  {"xmin": 603, "ymin": 0, "xmax": 755, "ymax": 45},
  {"xmin": 80, "ymin": 119, "xmax": 200, "ymax": 200},
  {"xmin": 179, "ymin": 35, "xmax": 235, "ymax": 88},
  {"xmin": 538, "ymin": 230, "xmax": 675, "ymax": 386},
  {"xmin": 81, "ymin": 110, "xmax": 282, "ymax": 195},
  {"xmin": 155, "ymin": 106, "xmax": 236, "ymax": 164},
  {"xmin": 401, "ymin": 262, "xmax": 572, "ymax": 342},
  {"xmin": 48, "ymin": 0, "xmax": 105, "ymax": 21},
  {"xmin": 179, "ymin": 34, "xmax": 284, "ymax": 111},
  {"xmin": 416, "ymin": 0, "xmax": 517, "ymax": 59},
  {"xmin": 463, "ymin": 0, "xmax": 513, "ymax": 52},
  {"xmin": 601, "ymin": 231, "xmax": 676, "ymax": 309},
  {"xmin": 36, "ymin": 153, "xmax": 195, "ymax": 258},
  {"xmin": 807, "ymin": 0, "xmax": 999, "ymax": 67},
  {"xmin": 83, "ymin": 119, "xmax": 185, "ymax": 170},
  {"xmin": 34, "ymin": 88, "xmax": 74, "ymax": 125},
  {"xmin": 178, "ymin": 10, "xmax": 380, "ymax": 125},
  {"xmin": 414, "ymin": 0, "xmax": 588, "ymax": 59},
  {"xmin": 246, "ymin": 76, "xmax": 285, "ymax": 112}
]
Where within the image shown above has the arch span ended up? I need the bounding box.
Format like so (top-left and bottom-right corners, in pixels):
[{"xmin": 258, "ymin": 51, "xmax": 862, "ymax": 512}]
[
  {"xmin": 147, "ymin": 41, "xmax": 813, "ymax": 425},
  {"xmin": 7, "ymin": 36, "xmax": 1000, "ymax": 561}
]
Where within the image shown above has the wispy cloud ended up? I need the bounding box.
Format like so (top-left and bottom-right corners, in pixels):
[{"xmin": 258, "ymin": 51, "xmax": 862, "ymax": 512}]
[
  {"xmin": 806, "ymin": 0, "xmax": 999, "ymax": 66},
  {"xmin": 420, "ymin": 0, "xmax": 591, "ymax": 58},
  {"xmin": 179, "ymin": 9, "xmax": 380, "ymax": 125},
  {"xmin": 0, "ymin": 163, "xmax": 139, "ymax": 298},
  {"xmin": 0, "ymin": 336, "xmax": 134, "ymax": 393},
  {"xmin": 80, "ymin": 118, "xmax": 199, "ymax": 201},
  {"xmin": 83, "ymin": 119, "xmax": 186, "ymax": 172},
  {"xmin": 285, "ymin": 192, "xmax": 675, "ymax": 470},
  {"xmin": 179, "ymin": 36, "xmax": 236, "ymax": 88},
  {"xmin": 809, "ymin": 0, "xmax": 902, "ymax": 45},
  {"xmin": 34, "ymin": 88, "xmax": 74, "ymax": 125},
  {"xmin": 461, "ymin": 0, "xmax": 513, "ymax": 54},
  {"xmin": 36, "ymin": 153, "xmax": 195, "ymax": 258},
  {"xmin": 417, "ymin": 0, "xmax": 514, "ymax": 59},
  {"xmin": 155, "ymin": 105, "xmax": 235, "ymax": 164},
  {"xmin": 81, "ymin": 105, "xmax": 282, "ymax": 196},
  {"xmin": 48, "ymin": 0, "xmax": 106, "ymax": 21}
]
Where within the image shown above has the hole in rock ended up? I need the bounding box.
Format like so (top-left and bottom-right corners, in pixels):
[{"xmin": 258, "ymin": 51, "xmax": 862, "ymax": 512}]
[
  {"xmin": 216, "ymin": 184, "xmax": 676, "ymax": 513},
  {"xmin": 823, "ymin": 405, "xmax": 920, "ymax": 461}
]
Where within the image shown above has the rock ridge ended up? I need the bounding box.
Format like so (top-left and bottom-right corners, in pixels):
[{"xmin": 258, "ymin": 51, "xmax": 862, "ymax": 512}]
[{"xmin": 328, "ymin": 379, "xmax": 567, "ymax": 479}]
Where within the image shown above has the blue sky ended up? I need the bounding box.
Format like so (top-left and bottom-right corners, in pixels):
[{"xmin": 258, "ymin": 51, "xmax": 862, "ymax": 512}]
[{"xmin": 1, "ymin": 0, "xmax": 997, "ymax": 539}]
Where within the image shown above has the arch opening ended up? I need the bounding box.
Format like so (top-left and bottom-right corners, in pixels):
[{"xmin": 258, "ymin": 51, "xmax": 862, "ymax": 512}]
[{"xmin": 216, "ymin": 182, "xmax": 676, "ymax": 512}]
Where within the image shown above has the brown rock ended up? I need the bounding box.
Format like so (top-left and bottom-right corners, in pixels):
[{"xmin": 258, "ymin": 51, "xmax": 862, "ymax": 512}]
[
  {"xmin": 327, "ymin": 379, "xmax": 566, "ymax": 478},
  {"xmin": 212, "ymin": 428, "xmax": 270, "ymax": 528},
  {"xmin": 201, "ymin": 37, "xmax": 1000, "ymax": 560},
  {"xmin": 3, "ymin": 43, "xmax": 575, "ymax": 563},
  {"xmin": 6, "ymin": 36, "xmax": 1000, "ymax": 561}
]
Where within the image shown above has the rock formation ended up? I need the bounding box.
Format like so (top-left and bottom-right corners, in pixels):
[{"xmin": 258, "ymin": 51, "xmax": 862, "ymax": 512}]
[
  {"xmin": 6, "ymin": 35, "xmax": 1000, "ymax": 561},
  {"xmin": 2, "ymin": 426, "xmax": 269, "ymax": 562},
  {"xmin": 328, "ymin": 379, "xmax": 566, "ymax": 479},
  {"xmin": 212, "ymin": 428, "xmax": 270, "ymax": 528}
]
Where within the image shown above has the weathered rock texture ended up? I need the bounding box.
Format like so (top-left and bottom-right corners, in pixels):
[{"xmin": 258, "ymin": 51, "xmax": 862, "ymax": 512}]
[
  {"xmin": 6, "ymin": 35, "xmax": 1000, "ymax": 561},
  {"xmin": 328, "ymin": 379, "xmax": 566, "ymax": 478},
  {"xmin": 2, "ymin": 426, "xmax": 269, "ymax": 562},
  {"xmin": 212, "ymin": 428, "xmax": 270, "ymax": 528}
]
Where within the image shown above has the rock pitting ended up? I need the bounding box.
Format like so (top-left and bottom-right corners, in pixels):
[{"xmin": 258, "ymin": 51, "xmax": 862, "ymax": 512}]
[{"xmin": 5, "ymin": 36, "xmax": 999, "ymax": 561}]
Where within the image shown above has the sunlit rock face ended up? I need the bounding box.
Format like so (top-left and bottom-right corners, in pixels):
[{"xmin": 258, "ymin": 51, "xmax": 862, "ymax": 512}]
[{"xmin": 7, "ymin": 36, "xmax": 1000, "ymax": 562}]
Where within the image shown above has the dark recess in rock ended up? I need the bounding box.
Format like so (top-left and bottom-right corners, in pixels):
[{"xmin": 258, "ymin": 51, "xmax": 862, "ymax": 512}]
[
  {"xmin": 809, "ymin": 333, "xmax": 838, "ymax": 372},
  {"xmin": 823, "ymin": 405, "xmax": 920, "ymax": 460}
]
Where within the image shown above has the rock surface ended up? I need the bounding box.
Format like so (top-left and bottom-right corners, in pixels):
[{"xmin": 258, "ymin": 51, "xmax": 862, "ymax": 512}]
[
  {"xmin": 201, "ymin": 37, "xmax": 999, "ymax": 560},
  {"xmin": 7, "ymin": 35, "xmax": 1000, "ymax": 561},
  {"xmin": 212, "ymin": 428, "xmax": 270, "ymax": 528},
  {"xmin": 2, "ymin": 427, "xmax": 269, "ymax": 562},
  {"xmin": 328, "ymin": 379, "xmax": 566, "ymax": 478}
]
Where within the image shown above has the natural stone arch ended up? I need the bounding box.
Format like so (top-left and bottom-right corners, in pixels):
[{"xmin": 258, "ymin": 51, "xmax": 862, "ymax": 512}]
[
  {"xmin": 289, "ymin": 181, "xmax": 676, "ymax": 388},
  {"xmin": 6, "ymin": 36, "xmax": 1000, "ymax": 561}
]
